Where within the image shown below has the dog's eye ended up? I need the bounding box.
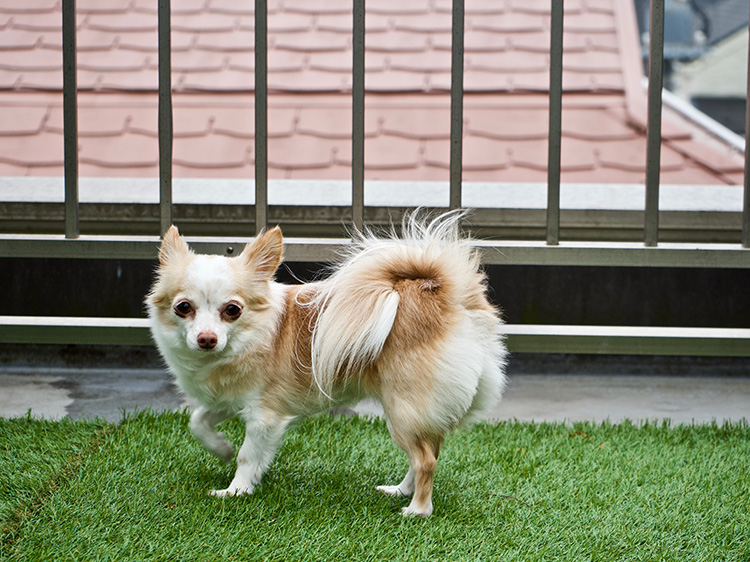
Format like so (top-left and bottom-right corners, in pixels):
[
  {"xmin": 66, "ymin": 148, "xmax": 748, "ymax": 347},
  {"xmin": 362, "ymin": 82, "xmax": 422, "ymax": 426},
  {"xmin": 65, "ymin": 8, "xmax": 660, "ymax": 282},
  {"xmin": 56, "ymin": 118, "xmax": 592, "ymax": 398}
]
[
  {"xmin": 222, "ymin": 303, "xmax": 242, "ymax": 321},
  {"xmin": 174, "ymin": 301, "xmax": 193, "ymax": 318}
]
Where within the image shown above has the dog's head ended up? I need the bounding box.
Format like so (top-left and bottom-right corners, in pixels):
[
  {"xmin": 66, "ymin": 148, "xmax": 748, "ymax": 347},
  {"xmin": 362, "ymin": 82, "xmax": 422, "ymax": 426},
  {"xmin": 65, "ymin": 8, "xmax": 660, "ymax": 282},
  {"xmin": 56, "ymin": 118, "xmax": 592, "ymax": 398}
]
[{"xmin": 147, "ymin": 226, "xmax": 283, "ymax": 355}]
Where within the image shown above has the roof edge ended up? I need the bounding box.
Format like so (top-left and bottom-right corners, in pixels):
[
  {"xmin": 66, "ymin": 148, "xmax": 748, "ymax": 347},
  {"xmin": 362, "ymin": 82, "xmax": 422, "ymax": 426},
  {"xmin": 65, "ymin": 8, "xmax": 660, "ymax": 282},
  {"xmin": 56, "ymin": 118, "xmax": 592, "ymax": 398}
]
[{"xmin": 613, "ymin": 0, "xmax": 648, "ymax": 132}]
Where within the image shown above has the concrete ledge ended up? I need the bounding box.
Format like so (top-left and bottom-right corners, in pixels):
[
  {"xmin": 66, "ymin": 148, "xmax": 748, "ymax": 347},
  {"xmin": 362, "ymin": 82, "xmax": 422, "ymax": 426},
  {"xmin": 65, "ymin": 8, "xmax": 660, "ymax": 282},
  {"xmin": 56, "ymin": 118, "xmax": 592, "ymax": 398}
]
[{"xmin": 2, "ymin": 316, "xmax": 749, "ymax": 357}]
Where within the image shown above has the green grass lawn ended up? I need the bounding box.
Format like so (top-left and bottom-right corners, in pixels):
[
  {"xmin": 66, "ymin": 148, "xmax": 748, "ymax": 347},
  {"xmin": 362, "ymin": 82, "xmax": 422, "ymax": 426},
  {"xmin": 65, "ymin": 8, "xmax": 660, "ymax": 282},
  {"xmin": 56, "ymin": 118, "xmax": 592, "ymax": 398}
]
[{"xmin": 1, "ymin": 411, "xmax": 748, "ymax": 561}]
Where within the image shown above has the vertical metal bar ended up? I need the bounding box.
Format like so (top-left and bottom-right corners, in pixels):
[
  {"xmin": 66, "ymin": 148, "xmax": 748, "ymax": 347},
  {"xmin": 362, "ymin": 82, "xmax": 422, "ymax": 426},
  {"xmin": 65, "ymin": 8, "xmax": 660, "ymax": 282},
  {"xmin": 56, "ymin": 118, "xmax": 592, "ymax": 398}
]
[
  {"xmin": 644, "ymin": 0, "xmax": 665, "ymax": 247},
  {"xmin": 449, "ymin": 0, "xmax": 464, "ymax": 211},
  {"xmin": 158, "ymin": 0, "xmax": 173, "ymax": 236},
  {"xmin": 546, "ymin": 0, "xmax": 563, "ymax": 246},
  {"xmin": 62, "ymin": 0, "xmax": 79, "ymax": 239},
  {"xmin": 352, "ymin": 0, "xmax": 365, "ymax": 231},
  {"xmin": 743, "ymin": 0, "xmax": 750, "ymax": 248},
  {"xmin": 255, "ymin": 0, "xmax": 268, "ymax": 233}
]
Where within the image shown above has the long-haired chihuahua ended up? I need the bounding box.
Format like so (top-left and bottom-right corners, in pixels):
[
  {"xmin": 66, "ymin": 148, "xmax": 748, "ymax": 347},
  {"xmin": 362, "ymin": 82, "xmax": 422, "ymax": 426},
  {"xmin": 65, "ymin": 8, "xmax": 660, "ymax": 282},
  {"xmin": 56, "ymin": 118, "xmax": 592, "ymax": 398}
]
[{"xmin": 147, "ymin": 211, "xmax": 507, "ymax": 517}]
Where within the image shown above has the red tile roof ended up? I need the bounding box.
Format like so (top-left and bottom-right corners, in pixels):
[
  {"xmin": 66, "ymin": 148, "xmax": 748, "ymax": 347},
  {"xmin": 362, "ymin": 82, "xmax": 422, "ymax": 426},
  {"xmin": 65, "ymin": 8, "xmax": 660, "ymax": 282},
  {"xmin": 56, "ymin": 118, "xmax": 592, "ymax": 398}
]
[{"xmin": 0, "ymin": 0, "xmax": 744, "ymax": 185}]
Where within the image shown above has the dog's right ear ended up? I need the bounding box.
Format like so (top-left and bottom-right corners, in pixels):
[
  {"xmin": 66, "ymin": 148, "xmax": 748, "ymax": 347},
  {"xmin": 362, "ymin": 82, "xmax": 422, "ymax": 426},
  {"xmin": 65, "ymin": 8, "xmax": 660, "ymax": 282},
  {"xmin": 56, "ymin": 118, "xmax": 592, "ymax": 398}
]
[{"xmin": 158, "ymin": 225, "xmax": 191, "ymax": 266}]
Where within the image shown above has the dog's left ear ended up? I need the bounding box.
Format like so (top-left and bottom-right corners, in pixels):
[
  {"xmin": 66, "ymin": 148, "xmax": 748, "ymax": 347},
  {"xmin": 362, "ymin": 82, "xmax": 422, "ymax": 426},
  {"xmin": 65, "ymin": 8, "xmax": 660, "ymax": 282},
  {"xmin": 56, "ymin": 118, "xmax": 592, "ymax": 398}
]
[{"xmin": 239, "ymin": 226, "xmax": 283, "ymax": 278}]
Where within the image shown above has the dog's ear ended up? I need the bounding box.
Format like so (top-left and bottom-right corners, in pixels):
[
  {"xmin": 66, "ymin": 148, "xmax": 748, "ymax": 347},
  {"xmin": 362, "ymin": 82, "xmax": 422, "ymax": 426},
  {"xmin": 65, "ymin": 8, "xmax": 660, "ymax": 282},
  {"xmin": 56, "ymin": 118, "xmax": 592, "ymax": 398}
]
[
  {"xmin": 239, "ymin": 226, "xmax": 283, "ymax": 278},
  {"xmin": 158, "ymin": 225, "xmax": 191, "ymax": 266}
]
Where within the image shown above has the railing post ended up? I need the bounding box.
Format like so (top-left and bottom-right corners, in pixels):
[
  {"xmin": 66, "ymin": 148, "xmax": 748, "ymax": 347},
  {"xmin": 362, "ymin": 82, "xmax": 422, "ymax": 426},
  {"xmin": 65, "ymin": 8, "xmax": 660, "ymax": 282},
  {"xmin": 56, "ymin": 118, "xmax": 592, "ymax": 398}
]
[
  {"xmin": 158, "ymin": 0, "xmax": 173, "ymax": 236},
  {"xmin": 644, "ymin": 0, "xmax": 665, "ymax": 247},
  {"xmin": 62, "ymin": 0, "xmax": 79, "ymax": 239},
  {"xmin": 546, "ymin": 0, "xmax": 563, "ymax": 246},
  {"xmin": 352, "ymin": 0, "xmax": 365, "ymax": 231},
  {"xmin": 255, "ymin": 0, "xmax": 268, "ymax": 234},
  {"xmin": 743, "ymin": 0, "xmax": 750, "ymax": 248},
  {"xmin": 449, "ymin": 0, "xmax": 464, "ymax": 211}
]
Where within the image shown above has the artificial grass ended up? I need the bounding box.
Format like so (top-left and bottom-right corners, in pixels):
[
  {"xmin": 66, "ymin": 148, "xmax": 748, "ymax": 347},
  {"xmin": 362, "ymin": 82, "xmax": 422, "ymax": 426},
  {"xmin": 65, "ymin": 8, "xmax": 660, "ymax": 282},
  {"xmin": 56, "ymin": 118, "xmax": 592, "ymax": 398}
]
[{"xmin": 0, "ymin": 411, "xmax": 748, "ymax": 561}]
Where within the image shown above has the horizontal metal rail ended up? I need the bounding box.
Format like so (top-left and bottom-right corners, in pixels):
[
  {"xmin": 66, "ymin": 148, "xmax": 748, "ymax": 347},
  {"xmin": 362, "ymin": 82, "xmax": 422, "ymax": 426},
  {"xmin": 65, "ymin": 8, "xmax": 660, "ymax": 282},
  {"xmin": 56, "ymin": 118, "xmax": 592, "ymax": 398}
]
[
  {"xmin": 1, "ymin": 234, "xmax": 749, "ymax": 268},
  {"xmin": 2, "ymin": 316, "xmax": 749, "ymax": 357}
]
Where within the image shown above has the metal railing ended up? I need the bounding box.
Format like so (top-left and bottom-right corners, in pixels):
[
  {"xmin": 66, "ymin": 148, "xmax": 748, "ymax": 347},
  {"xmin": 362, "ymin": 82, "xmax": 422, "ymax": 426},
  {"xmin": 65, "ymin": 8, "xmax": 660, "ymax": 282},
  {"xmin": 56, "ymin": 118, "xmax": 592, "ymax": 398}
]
[{"xmin": 1, "ymin": 0, "xmax": 750, "ymax": 356}]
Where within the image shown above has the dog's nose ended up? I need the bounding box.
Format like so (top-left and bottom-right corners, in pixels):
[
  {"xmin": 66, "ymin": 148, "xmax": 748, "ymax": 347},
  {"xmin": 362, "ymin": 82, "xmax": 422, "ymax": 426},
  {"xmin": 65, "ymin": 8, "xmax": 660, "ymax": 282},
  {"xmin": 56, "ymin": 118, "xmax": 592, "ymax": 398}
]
[{"xmin": 197, "ymin": 332, "xmax": 218, "ymax": 350}]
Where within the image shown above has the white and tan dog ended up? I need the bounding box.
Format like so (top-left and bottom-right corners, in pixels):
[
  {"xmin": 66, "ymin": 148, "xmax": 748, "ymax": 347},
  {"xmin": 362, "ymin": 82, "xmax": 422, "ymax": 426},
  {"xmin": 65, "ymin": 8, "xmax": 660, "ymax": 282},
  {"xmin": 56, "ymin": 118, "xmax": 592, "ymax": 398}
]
[{"xmin": 147, "ymin": 211, "xmax": 507, "ymax": 517}]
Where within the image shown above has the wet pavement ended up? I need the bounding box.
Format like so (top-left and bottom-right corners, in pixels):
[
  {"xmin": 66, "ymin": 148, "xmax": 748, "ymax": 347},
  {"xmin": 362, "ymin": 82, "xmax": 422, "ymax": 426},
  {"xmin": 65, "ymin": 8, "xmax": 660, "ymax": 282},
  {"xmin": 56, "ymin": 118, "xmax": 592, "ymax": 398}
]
[{"xmin": 1, "ymin": 347, "xmax": 748, "ymax": 425}]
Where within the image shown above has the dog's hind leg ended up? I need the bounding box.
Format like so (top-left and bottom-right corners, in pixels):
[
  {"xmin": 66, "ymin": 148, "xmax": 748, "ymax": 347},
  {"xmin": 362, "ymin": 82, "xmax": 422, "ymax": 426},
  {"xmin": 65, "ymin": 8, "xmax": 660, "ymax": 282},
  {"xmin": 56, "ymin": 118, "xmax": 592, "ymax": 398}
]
[
  {"xmin": 190, "ymin": 406, "xmax": 234, "ymax": 462},
  {"xmin": 210, "ymin": 410, "xmax": 291, "ymax": 498},
  {"xmin": 379, "ymin": 430, "xmax": 443, "ymax": 517},
  {"xmin": 401, "ymin": 437, "xmax": 442, "ymax": 517}
]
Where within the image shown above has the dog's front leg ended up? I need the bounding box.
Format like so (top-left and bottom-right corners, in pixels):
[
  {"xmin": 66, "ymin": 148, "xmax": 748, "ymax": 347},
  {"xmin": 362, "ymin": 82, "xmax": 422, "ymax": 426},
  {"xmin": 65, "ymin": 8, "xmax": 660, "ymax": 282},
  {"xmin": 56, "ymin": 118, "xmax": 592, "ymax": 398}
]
[
  {"xmin": 189, "ymin": 406, "xmax": 235, "ymax": 462},
  {"xmin": 210, "ymin": 411, "xmax": 291, "ymax": 498}
]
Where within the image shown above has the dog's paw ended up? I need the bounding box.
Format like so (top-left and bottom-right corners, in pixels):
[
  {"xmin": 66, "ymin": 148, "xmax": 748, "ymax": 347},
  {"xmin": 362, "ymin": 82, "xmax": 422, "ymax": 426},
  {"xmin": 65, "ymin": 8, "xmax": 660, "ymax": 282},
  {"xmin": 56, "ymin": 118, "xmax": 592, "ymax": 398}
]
[
  {"xmin": 376, "ymin": 485, "xmax": 407, "ymax": 497},
  {"xmin": 209, "ymin": 485, "xmax": 253, "ymax": 498},
  {"xmin": 401, "ymin": 503, "xmax": 432, "ymax": 518},
  {"xmin": 209, "ymin": 440, "xmax": 235, "ymax": 463}
]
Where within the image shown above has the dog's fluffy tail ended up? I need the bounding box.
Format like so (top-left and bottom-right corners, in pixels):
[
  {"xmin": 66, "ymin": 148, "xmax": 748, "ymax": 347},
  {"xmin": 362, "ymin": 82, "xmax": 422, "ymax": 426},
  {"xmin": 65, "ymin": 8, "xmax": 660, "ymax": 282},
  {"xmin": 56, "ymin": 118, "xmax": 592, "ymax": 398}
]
[{"xmin": 308, "ymin": 209, "xmax": 483, "ymax": 398}]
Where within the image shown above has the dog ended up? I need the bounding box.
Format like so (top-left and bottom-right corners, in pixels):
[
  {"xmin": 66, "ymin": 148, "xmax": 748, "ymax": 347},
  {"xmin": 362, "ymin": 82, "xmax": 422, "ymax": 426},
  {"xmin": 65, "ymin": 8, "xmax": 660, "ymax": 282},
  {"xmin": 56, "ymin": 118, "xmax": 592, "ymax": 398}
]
[{"xmin": 147, "ymin": 211, "xmax": 507, "ymax": 517}]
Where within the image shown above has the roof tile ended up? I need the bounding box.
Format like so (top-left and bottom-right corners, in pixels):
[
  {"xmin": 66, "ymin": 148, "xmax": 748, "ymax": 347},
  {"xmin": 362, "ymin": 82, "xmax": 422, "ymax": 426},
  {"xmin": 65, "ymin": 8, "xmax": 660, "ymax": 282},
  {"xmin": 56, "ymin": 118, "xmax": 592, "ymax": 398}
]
[
  {"xmin": 0, "ymin": 0, "xmax": 58, "ymax": 13},
  {"xmin": 434, "ymin": 0, "xmax": 504, "ymax": 16},
  {"xmin": 466, "ymin": 107, "xmax": 548, "ymax": 140},
  {"xmin": 77, "ymin": 0, "xmax": 131, "ymax": 15},
  {"xmin": 194, "ymin": 29, "xmax": 253, "ymax": 51},
  {"xmin": 272, "ymin": 30, "xmax": 350, "ymax": 52},
  {"xmin": 466, "ymin": 51, "xmax": 548, "ymax": 73},
  {"xmin": 468, "ymin": 12, "xmax": 547, "ymax": 33},
  {"xmin": 176, "ymin": 67, "xmax": 251, "ymax": 92},
  {"xmin": 80, "ymin": 67, "xmax": 158, "ymax": 91},
  {"xmin": 376, "ymin": 107, "xmax": 450, "ymax": 139},
  {"xmin": 316, "ymin": 12, "xmax": 389, "ymax": 33},
  {"xmin": 0, "ymin": 105, "xmax": 48, "ymax": 135},
  {"xmin": 564, "ymin": 11, "xmax": 617, "ymax": 33},
  {"xmin": 563, "ymin": 50, "xmax": 621, "ymax": 73},
  {"xmin": 561, "ymin": 107, "xmax": 639, "ymax": 140},
  {"xmin": 85, "ymin": 12, "xmax": 157, "ymax": 33},
  {"xmin": 268, "ymin": 67, "xmax": 348, "ymax": 92},
  {"xmin": 365, "ymin": 0, "xmax": 431, "ymax": 16},
  {"xmin": 174, "ymin": 135, "xmax": 251, "ymax": 169},
  {"xmin": 79, "ymin": 132, "xmax": 159, "ymax": 168},
  {"xmin": 596, "ymin": 138, "xmax": 686, "ymax": 173},
  {"xmin": 270, "ymin": 134, "xmax": 343, "ymax": 168},
  {"xmin": 366, "ymin": 30, "xmax": 431, "ymax": 52},
  {"xmin": 296, "ymin": 106, "xmax": 352, "ymax": 139},
  {"xmin": 0, "ymin": 28, "xmax": 48, "ymax": 49},
  {"xmin": 386, "ymin": 50, "xmax": 452, "ymax": 73},
  {"xmin": 425, "ymin": 135, "xmax": 512, "ymax": 171},
  {"xmin": 284, "ymin": 0, "xmax": 352, "ymax": 15},
  {"xmin": 5, "ymin": 11, "xmax": 62, "ymax": 32},
  {"xmin": 268, "ymin": 12, "xmax": 313, "ymax": 33},
  {"xmin": 359, "ymin": 135, "xmax": 422, "ymax": 169},
  {"xmin": 391, "ymin": 13, "xmax": 452, "ymax": 34}
]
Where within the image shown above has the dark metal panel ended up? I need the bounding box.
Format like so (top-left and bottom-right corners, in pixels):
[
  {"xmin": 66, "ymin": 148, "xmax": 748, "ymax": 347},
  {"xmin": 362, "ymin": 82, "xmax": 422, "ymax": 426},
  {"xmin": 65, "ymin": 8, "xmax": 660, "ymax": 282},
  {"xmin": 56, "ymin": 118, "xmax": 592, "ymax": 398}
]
[
  {"xmin": 62, "ymin": 0, "xmax": 79, "ymax": 239},
  {"xmin": 255, "ymin": 0, "xmax": 268, "ymax": 233},
  {"xmin": 352, "ymin": 0, "xmax": 365, "ymax": 230},
  {"xmin": 449, "ymin": 0, "xmax": 464, "ymax": 211},
  {"xmin": 546, "ymin": 0, "xmax": 563, "ymax": 246},
  {"xmin": 158, "ymin": 0, "xmax": 173, "ymax": 236},
  {"xmin": 644, "ymin": 0, "xmax": 665, "ymax": 247}
]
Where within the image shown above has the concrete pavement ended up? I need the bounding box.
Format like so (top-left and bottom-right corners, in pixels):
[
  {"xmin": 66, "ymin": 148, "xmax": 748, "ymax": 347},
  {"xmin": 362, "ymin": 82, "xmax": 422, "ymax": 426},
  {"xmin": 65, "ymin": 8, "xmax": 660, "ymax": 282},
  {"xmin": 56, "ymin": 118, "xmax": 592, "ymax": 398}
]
[{"xmin": 1, "ymin": 348, "xmax": 748, "ymax": 424}]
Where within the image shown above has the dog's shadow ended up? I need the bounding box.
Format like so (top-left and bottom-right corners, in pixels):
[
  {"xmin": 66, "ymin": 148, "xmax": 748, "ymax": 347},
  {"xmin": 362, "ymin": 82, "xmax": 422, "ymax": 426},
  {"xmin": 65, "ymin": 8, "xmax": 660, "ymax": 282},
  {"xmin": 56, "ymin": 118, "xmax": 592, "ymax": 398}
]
[{"xmin": 184, "ymin": 417, "xmax": 413, "ymax": 516}]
